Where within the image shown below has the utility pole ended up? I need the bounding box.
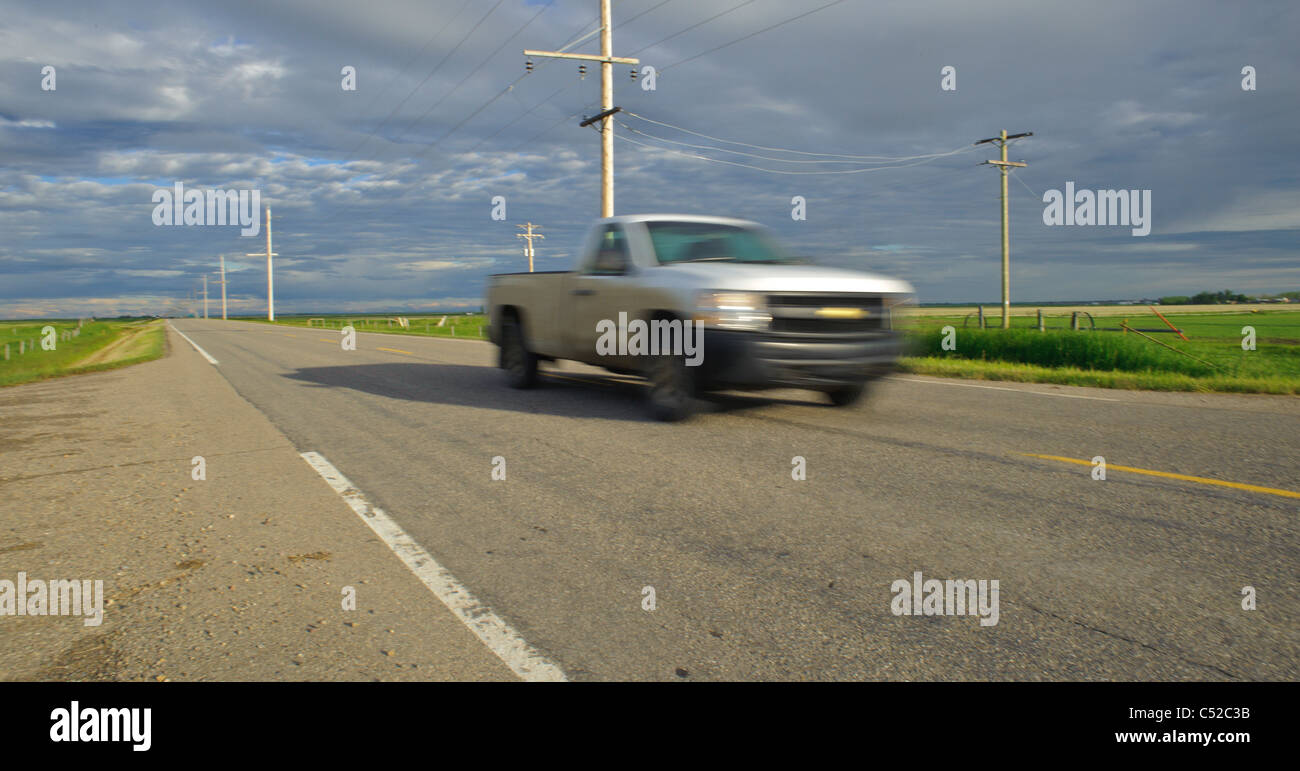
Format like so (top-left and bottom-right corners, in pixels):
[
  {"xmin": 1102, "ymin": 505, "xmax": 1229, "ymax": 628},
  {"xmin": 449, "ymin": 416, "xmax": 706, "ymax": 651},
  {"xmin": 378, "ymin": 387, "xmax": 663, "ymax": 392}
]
[
  {"xmin": 201, "ymin": 274, "xmax": 209, "ymax": 319},
  {"xmin": 516, "ymin": 223, "xmax": 544, "ymax": 272},
  {"xmin": 524, "ymin": 0, "xmax": 639, "ymax": 217},
  {"xmin": 246, "ymin": 207, "xmax": 278, "ymax": 321},
  {"xmin": 976, "ymin": 130, "xmax": 1032, "ymax": 328},
  {"xmin": 217, "ymin": 255, "xmax": 228, "ymax": 320}
]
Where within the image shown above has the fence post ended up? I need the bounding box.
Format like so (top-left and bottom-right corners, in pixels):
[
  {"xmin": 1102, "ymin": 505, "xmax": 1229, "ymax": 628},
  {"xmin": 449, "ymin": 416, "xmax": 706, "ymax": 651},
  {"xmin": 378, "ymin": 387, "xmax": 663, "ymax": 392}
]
[
  {"xmin": 1037, "ymin": 308, "xmax": 1044, "ymax": 331},
  {"xmin": 977, "ymin": 306, "xmax": 985, "ymax": 329},
  {"xmin": 1071, "ymin": 312, "xmax": 1079, "ymax": 331}
]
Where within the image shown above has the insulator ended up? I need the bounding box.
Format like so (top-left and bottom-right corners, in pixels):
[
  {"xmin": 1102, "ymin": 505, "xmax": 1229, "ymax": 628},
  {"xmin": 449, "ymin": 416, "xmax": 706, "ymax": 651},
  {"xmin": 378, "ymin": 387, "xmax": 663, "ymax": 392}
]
[
  {"xmin": 630, "ymin": 67, "xmax": 638, "ymax": 80},
  {"xmin": 525, "ymin": 59, "xmax": 534, "ymax": 73},
  {"xmin": 578, "ymin": 64, "xmax": 587, "ymax": 79}
]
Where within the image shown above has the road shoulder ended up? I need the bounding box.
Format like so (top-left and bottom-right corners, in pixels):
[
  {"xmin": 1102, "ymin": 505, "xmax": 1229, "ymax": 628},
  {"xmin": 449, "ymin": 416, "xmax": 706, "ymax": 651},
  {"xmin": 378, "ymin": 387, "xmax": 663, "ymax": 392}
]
[{"xmin": 0, "ymin": 326, "xmax": 516, "ymax": 681}]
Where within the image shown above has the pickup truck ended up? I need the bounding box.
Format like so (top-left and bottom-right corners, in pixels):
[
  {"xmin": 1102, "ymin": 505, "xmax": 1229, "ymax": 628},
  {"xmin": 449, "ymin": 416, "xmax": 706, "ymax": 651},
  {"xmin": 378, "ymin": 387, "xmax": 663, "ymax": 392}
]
[{"xmin": 486, "ymin": 214, "xmax": 913, "ymax": 421}]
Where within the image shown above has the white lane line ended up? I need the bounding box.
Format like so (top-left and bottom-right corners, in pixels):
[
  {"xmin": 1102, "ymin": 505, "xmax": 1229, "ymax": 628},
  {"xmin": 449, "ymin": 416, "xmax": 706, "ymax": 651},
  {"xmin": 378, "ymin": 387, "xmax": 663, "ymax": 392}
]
[
  {"xmin": 887, "ymin": 376, "xmax": 1121, "ymax": 402},
  {"xmin": 168, "ymin": 323, "xmax": 219, "ymax": 365},
  {"xmin": 299, "ymin": 451, "xmax": 567, "ymax": 682}
]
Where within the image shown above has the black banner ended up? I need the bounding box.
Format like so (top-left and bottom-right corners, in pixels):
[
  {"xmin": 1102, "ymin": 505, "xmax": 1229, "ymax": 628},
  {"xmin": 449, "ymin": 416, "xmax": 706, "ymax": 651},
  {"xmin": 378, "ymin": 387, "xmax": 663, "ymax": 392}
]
[{"xmin": 0, "ymin": 681, "xmax": 1286, "ymax": 757}]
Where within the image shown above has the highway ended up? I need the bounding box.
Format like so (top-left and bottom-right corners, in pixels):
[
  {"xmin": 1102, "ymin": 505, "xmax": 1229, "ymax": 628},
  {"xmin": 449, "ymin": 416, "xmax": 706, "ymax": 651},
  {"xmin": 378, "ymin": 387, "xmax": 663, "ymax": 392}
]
[{"xmin": 167, "ymin": 318, "xmax": 1299, "ymax": 681}]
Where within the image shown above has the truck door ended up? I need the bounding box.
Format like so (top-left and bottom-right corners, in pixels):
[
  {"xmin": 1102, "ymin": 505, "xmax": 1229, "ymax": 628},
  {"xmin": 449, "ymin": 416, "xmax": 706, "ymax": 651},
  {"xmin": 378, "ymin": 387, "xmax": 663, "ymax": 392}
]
[{"xmin": 567, "ymin": 223, "xmax": 635, "ymax": 367}]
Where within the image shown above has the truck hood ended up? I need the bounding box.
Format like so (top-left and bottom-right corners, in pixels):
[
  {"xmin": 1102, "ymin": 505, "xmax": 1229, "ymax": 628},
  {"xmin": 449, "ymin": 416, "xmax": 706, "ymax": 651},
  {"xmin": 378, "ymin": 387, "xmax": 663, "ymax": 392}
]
[{"xmin": 656, "ymin": 261, "xmax": 914, "ymax": 296}]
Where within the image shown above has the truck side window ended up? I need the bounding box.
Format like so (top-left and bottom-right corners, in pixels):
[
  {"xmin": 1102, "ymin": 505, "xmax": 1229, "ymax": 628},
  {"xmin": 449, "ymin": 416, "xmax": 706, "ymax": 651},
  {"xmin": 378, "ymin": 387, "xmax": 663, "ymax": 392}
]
[{"xmin": 589, "ymin": 225, "xmax": 629, "ymax": 275}]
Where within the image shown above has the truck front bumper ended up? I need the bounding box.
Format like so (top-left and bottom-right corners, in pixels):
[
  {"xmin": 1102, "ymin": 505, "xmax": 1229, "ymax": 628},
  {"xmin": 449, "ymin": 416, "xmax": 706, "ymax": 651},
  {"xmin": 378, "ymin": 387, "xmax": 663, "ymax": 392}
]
[{"xmin": 693, "ymin": 329, "xmax": 905, "ymax": 391}]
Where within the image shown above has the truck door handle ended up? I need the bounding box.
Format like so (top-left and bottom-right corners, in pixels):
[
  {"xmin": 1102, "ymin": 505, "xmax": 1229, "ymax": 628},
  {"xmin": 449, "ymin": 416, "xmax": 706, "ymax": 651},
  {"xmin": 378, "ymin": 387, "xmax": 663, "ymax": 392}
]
[{"xmin": 571, "ymin": 289, "xmax": 595, "ymax": 296}]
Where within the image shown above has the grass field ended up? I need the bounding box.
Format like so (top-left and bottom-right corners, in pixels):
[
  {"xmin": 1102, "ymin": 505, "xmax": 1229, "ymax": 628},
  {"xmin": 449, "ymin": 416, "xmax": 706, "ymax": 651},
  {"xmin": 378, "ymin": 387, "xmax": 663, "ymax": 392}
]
[
  {"xmin": 895, "ymin": 306, "xmax": 1300, "ymax": 394},
  {"xmin": 0, "ymin": 320, "xmax": 167, "ymax": 387},
  {"xmin": 244, "ymin": 313, "xmax": 489, "ymax": 339}
]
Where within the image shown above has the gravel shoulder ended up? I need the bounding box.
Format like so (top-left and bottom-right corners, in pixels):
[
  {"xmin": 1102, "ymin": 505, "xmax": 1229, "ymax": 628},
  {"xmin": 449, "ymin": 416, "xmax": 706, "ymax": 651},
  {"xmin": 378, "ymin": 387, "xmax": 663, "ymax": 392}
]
[{"xmin": 0, "ymin": 325, "xmax": 516, "ymax": 681}]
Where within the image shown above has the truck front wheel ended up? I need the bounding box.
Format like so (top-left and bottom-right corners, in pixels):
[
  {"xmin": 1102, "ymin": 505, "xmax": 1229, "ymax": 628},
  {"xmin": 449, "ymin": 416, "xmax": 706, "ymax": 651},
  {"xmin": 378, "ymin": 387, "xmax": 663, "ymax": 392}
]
[
  {"xmin": 500, "ymin": 317, "xmax": 538, "ymax": 389},
  {"xmin": 647, "ymin": 354, "xmax": 696, "ymax": 421}
]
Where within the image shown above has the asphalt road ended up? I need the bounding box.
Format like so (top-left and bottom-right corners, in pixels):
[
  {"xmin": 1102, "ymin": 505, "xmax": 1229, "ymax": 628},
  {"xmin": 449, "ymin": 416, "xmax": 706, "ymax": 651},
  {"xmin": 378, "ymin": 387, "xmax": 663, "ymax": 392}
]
[{"xmin": 169, "ymin": 318, "xmax": 1299, "ymax": 681}]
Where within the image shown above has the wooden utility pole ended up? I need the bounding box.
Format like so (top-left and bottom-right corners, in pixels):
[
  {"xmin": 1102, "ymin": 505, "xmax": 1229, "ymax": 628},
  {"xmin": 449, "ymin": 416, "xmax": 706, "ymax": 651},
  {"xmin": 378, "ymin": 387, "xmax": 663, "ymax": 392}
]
[
  {"xmin": 201, "ymin": 274, "xmax": 209, "ymax": 319},
  {"xmin": 246, "ymin": 207, "xmax": 278, "ymax": 320},
  {"xmin": 976, "ymin": 130, "xmax": 1032, "ymax": 328},
  {"xmin": 216, "ymin": 255, "xmax": 228, "ymax": 320},
  {"xmin": 524, "ymin": 0, "xmax": 639, "ymax": 217},
  {"xmin": 516, "ymin": 223, "xmax": 544, "ymax": 272}
]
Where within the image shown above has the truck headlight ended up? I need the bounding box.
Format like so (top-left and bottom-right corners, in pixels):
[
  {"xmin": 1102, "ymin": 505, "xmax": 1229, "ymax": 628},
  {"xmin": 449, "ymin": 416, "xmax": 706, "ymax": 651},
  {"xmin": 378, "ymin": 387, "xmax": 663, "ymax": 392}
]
[{"xmin": 695, "ymin": 291, "xmax": 772, "ymax": 331}]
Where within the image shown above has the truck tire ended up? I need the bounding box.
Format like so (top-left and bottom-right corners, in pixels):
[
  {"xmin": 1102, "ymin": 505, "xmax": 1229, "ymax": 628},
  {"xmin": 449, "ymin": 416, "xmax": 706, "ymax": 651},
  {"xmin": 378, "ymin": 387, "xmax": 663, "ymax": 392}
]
[
  {"xmin": 647, "ymin": 353, "xmax": 696, "ymax": 421},
  {"xmin": 500, "ymin": 316, "xmax": 538, "ymax": 389},
  {"xmin": 825, "ymin": 381, "xmax": 867, "ymax": 407}
]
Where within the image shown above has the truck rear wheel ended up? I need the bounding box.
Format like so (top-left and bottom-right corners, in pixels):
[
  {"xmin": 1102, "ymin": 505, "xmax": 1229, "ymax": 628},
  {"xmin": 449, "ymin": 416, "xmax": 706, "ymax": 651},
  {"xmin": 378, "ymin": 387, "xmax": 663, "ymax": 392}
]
[
  {"xmin": 647, "ymin": 353, "xmax": 696, "ymax": 421},
  {"xmin": 500, "ymin": 316, "xmax": 538, "ymax": 389},
  {"xmin": 825, "ymin": 382, "xmax": 868, "ymax": 407}
]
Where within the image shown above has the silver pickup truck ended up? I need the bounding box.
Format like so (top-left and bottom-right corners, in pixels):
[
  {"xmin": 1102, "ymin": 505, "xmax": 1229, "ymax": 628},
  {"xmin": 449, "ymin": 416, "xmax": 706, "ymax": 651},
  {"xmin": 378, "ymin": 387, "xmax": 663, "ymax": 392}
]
[{"xmin": 486, "ymin": 214, "xmax": 913, "ymax": 420}]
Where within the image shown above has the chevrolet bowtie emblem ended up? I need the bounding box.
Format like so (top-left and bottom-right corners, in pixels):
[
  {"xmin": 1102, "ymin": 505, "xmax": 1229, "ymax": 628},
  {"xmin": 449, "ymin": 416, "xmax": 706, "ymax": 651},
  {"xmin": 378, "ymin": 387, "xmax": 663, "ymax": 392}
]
[{"xmin": 814, "ymin": 307, "xmax": 867, "ymax": 319}]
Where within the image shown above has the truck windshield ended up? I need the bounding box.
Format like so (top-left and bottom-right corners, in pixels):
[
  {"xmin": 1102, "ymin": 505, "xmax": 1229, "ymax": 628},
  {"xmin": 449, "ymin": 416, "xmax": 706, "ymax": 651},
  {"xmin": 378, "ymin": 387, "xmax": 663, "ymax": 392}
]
[{"xmin": 645, "ymin": 221, "xmax": 796, "ymax": 264}]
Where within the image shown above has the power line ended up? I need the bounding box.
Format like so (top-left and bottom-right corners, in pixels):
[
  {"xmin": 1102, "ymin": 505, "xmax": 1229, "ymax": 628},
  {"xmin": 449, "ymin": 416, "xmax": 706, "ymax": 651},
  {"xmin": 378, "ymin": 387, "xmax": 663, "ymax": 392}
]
[
  {"xmin": 628, "ymin": 0, "xmax": 761, "ymax": 57},
  {"xmin": 400, "ymin": 0, "xmax": 558, "ymax": 151},
  {"xmin": 455, "ymin": 1, "xmax": 675, "ymax": 157},
  {"xmin": 660, "ymin": 0, "xmax": 850, "ymax": 73},
  {"xmin": 409, "ymin": 5, "xmax": 626, "ymax": 160},
  {"xmin": 508, "ymin": 106, "xmax": 587, "ymax": 152},
  {"xmin": 341, "ymin": 0, "xmax": 478, "ymax": 162},
  {"xmin": 379, "ymin": 0, "xmax": 512, "ymax": 151},
  {"xmin": 593, "ymin": 0, "xmax": 854, "ymax": 130},
  {"xmin": 297, "ymin": 2, "xmax": 565, "ymax": 230},
  {"xmin": 622, "ymin": 110, "xmax": 964, "ymax": 161},
  {"xmin": 345, "ymin": 0, "xmax": 474, "ymax": 144},
  {"xmin": 424, "ymin": 77, "xmax": 528, "ymax": 152},
  {"xmin": 618, "ymin": 116, "xmax": 977, "ymax": 164},
  {"xmin": 416, "ymin": 2, "xmax": 636, "ymax": 158},
  {"xmin": 625, "ymin": 0, "xmax": 677, "ymax": 27},
  {"xmin": 468, "ymin": 83, "xmax": 573, "ymax": 154},
  {"xmin": 615, "ymin": 131, "xmax": 976, "ymax": 175},
  {"xmin": 1010, "ymin": 169, "xmax": 1040, "ymax": 199}
]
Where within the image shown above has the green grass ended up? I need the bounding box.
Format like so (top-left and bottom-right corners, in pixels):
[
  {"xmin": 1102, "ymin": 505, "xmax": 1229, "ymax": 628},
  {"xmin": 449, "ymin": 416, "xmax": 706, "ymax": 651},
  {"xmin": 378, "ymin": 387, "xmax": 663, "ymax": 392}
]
[
  {"xmin": 0, "ymin": 320, "xmax": 166, "ymax": 387},
  {"xmin": 243, "ymin": 313, "xmax": 489, "ymax": 339},
  {"xmin": 908, "ymin": 328, "xmax": 1216, "ymax": 376},
  {"xmin": 896, "ymin": 307, "xmax": 1300, "ymax": 394},
  {"xmin": 897, "ymin": 357, "xmax": 1298, "ymax": 394}
]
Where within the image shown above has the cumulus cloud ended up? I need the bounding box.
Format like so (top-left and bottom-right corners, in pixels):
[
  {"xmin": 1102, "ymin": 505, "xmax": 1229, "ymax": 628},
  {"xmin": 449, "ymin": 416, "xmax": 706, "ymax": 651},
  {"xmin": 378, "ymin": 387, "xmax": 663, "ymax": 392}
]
[{"xmin": 1, "ymin": 0, "xmax": 1297, "ymax": 317}]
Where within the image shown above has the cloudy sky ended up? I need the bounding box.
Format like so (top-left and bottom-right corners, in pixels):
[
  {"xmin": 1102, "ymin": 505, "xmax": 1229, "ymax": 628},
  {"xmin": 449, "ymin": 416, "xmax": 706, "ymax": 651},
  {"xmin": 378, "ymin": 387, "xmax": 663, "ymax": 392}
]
[{"xmin": 2, "ymin": 0, "xmax": 1297, "ymax": 317}]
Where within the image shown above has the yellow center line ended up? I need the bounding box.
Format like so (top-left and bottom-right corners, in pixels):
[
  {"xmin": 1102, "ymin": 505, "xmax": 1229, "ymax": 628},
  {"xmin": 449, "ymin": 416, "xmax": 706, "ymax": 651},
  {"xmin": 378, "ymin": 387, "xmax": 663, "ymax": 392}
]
[
  {"xmin": 376, "ymin": 346, "xmax": 415, "ymax": 356},
  {"xmin": 1019, "ymin": 453, "xmax": 1300, "ymax": 500}
]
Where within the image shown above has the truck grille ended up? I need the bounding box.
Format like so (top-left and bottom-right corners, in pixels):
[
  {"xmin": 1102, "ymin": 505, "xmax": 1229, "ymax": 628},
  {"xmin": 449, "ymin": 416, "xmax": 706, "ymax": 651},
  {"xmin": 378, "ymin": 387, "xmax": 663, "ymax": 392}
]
[{"xmin": 766, "ymin": 293, "xmax": 886, "ymax": 335}]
